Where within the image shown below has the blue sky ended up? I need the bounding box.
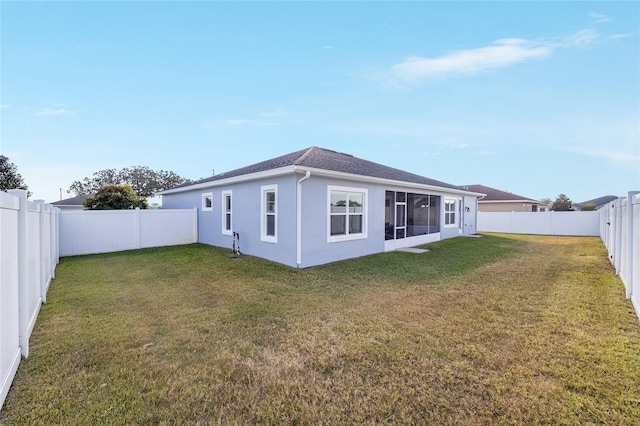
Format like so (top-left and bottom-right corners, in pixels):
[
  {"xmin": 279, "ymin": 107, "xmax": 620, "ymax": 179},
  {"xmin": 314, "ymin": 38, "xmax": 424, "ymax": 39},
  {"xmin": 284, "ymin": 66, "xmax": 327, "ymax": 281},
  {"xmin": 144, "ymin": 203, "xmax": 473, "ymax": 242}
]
[{"xmin": 1, "ymin": 1, "xmax": 638, "ymax": 204}]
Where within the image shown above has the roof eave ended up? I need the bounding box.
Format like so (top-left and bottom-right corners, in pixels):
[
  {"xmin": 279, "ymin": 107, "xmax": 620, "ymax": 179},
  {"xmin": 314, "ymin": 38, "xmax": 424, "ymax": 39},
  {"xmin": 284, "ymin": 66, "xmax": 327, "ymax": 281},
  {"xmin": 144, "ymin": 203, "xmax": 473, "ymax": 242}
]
[
  {"xmin": 480, "ymin": 199, "xmax": 540, "ymax": 204},
  {"xmin": 158, "ymin": 164, "xmax": 483, "ymax": 198},
  {"xmin": 158, "ymin": 165, "xmax": 298, "ymax": 195},
  {"xmin": 293, "ymin": 166, "xmax": 485, "ymax": 197}
]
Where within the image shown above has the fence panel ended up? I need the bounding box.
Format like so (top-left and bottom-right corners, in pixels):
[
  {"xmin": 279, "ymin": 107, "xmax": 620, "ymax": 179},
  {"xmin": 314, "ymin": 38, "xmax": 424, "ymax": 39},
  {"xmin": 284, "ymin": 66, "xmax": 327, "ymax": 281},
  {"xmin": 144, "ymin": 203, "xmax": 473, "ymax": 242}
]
[
  {"xmin": 600, "ymin": 192, "xmax": 640, "ymax": 321},
  {"xmin": 632, "ymin": 195, "xmax": 640, "ymax": 315},
  {"xmin": 140, "ymin": 209, "xmax": 198, "ymax": 249},
  {"xmin": 25, "ymin": 203, "xmax": 43, "ymax": 345},
  {"xmin": 619, "ymin": 198, "xmax": 630, "ymax": 291},
  {"xmin": 0, "ymin": 193, "xmax": 21, "ymax": 411},
  {"xmin": 59, "ymin": 210, "xmax": 138, "ymax": 256},
  {"xmin": 59, "ymin": 208, "xmax": 197, "ymax": 257},
  {"xmin": 1, "ymin": 190, "xmax": 59, "ymax": 411},
  {"xmin": 478, "ymin": 211, "xmax": 600, "ymax": 236}
]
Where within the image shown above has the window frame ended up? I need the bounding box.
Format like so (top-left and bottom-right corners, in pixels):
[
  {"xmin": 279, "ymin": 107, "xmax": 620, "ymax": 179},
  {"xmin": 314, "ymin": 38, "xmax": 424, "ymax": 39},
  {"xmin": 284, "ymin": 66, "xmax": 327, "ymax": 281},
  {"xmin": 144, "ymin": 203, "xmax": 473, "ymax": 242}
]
[
  {"xmin": 327, "ymin": 185, "xmax": 368, "ymax": 242},
  {"xmin": 201, "ymin": 192, "xmax": 213, "ymax": 212},
  {"xmin": 444, "ymin": 198, "xmax": 457, "ymax": 228},
  {"xmin": 222, "ymin": 190, "xmax": 232, "ymax": 235},
  {"xmin": 261, "ymin": 184, "xmax": 277, "ymax": 243}
]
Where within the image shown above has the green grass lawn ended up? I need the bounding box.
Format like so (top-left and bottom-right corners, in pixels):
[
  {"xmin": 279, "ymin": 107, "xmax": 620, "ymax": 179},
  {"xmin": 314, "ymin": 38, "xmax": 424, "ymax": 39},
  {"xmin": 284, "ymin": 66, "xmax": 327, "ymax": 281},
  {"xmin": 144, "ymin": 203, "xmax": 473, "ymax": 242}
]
[{"xmin": 2, "ymin": 234, "xmax": 639, "ymax": 424}]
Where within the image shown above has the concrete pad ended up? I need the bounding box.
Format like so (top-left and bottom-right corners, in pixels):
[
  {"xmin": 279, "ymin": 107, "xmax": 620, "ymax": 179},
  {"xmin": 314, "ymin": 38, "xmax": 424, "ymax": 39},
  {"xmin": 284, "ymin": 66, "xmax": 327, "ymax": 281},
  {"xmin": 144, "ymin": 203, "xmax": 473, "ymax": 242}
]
[{"xmin": 396, "ymin": 247, "xmax": 429, "ymax": 254}]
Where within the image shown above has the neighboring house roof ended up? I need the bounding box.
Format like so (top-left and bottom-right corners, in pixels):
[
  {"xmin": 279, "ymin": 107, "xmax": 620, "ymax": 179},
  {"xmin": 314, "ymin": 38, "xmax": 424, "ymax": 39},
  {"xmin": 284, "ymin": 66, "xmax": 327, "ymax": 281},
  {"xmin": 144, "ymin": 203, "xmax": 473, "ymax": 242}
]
[
  {"xmin": 460, "ymin": 184, "xmax": 538, "ymax": 204},
  {"xmin": 49, "ymin": 194, "xmax": 92, "ymax": 207},
  {"xmin": 575, "ymin": 195, "xmax": 617, "ymax": 209},
  {"xmin": 162, "ymin": 146, "xmax": 481, "ymax": 196}
]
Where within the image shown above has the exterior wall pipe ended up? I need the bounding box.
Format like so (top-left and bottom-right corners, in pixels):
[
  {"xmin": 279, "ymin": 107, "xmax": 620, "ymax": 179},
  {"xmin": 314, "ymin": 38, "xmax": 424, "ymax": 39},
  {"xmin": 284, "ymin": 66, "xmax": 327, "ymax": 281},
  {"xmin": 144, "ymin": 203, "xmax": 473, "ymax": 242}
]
[{"xmin": 296, "ymin": 170, "xmax": 311, "ymax": 268}]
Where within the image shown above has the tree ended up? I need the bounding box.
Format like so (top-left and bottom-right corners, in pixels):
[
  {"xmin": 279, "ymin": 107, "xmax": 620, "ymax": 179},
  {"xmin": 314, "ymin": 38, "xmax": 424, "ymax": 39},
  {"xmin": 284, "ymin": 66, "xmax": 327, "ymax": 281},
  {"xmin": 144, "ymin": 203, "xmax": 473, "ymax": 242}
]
[
  {"xmin": 83, "ymin": 184, "xmax": 148, "ymax": 210},
  {"xmin": 539, "ymin": 198, "xmax": 552, "ymax": 208},
  {"xmin": 551, "ymin": 194, "xmax": 573, "ymax": 211},
  {"xmin": 0, "ymin": 155, "xmax": 29, "ymax": 195},
  {"xmin": 69, "ymin": 166, "xmax": 191, "ymax": 197}
]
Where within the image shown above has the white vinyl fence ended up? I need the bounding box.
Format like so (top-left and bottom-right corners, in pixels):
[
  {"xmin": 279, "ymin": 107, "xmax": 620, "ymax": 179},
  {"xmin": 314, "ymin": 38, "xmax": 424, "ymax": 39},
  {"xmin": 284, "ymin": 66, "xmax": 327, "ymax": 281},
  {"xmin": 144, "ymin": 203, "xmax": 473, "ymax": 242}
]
[
  {"xmin": 477, "ymin": 211, "xmax": 600, "ymax": 236},
  {"xmin": 59, "ymin": 208, "xmax": 198, "ymax": 256},
  {"xmin": 600, "ymin": 192, "xmax": 640, "ymax": 320},
  {"xmin": 2, "ymin": 204, "xmax": 196, "ymax": 411},
  {"xmin": 1, "ymin": 190, "xmax": 59, "ymax": 410},
  {"xmin": 478, "ymin": 192, "xmax": 640, "ymax": 320}
]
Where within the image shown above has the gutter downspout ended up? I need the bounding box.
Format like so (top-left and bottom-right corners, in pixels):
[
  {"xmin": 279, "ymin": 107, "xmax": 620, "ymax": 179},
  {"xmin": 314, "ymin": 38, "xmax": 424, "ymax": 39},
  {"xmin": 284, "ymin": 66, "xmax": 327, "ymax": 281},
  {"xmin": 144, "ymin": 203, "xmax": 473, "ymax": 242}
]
[{"xmin": 296, "ymin": 170, "xmax": 311, "ymax": 268}]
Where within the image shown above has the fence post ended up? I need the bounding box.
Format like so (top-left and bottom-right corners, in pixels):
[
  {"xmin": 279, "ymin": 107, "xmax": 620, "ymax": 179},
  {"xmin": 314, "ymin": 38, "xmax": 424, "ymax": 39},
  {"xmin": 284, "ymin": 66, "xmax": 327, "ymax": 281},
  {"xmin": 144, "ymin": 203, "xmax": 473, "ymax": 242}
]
[
  {"xmin": 609, "ymin": 202, "xmax": 616, "ymax": 263},
  {"xmin": 134, "ymin": 207, "xmax": 141, "ymax": 249},
  {"xmin": 626, "ymin": 191, "xmax": 640, "ymax": 300},
  {"xmin": 35, "ymin": 200, "xmax": 47, "ymax": 303},
  {"xmin": 613, "ymin": 198, "xmax": 623, "ymax": 275},
  {"xmin": 8, "ymin": 189, "xmax": 29, "ymax": 358},
  {"xmin": 50, "ymin": 206, "xmax": 57, "ymax": 279},
  {"xmin": 193, "ymin": 207, "xmax": 199, "ymax": 243},
  {"xmin": 54, "ymin": 207, "xmax": 60, "ymax": 265}
]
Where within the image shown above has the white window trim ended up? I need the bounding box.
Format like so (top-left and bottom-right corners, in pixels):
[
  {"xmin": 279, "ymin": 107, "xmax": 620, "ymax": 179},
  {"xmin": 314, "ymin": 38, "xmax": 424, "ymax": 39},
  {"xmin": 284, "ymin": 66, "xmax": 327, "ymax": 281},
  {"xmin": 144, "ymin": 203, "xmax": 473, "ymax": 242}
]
[
  {"xmin": 202, "ymin": 192, "xmax": 213, "ymax": 212},
  {"xmin": 261, "ymin": 184, "xmax": 277, "ymax": 243},
  {"xmin": 327, "ymin": 185, "xmax": 368, "ymax": 243},
  {"xmin": 444, "ymin": 198, "xmax": 457, "ymax": 228},
  {"xmin": 222, "ymin": 190, "xmax": 232, "ymax": 235}
]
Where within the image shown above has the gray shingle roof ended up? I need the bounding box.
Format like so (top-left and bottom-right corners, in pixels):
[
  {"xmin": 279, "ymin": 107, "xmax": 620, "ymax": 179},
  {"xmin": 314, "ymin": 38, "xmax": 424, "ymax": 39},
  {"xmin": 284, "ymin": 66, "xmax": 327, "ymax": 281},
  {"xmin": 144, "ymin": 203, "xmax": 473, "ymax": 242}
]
[
  {"xmin": 169, "ymin": 146, "xmax": 465, "ymax": 192},
  {"xmin": 576, "ymin": 195, "xmax": 617, "ymax": 208},
  {"xmin": 460, "ymin": 184, "xmax": 537, "ymax": 203},
  {"xmin": 49, "ymin": 194, "xmax": 93, "ymax": 206}
]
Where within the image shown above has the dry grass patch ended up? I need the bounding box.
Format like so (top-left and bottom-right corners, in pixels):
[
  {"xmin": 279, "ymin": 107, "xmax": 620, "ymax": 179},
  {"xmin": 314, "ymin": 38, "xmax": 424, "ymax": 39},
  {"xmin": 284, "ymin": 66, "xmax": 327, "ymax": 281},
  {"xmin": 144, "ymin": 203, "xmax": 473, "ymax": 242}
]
[{"xmin": 2, "ymin": 234, "xmax": 639, "ymax": 424}]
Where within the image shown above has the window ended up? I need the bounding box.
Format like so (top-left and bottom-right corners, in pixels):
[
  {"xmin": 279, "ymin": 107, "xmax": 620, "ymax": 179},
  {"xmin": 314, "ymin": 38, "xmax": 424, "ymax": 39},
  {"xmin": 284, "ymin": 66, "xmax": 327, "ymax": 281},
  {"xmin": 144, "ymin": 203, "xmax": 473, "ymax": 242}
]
[
  {"xmin": 222, "ymin": 190, "xmax": 232, "ymax": 235},
  {"xmin": 261, "ymin": 185, "xmax": 277, "ymax": 243},
  {"xmin": 328, "ymin": 186, "xmax": 367, "ymax": 242},
  {"xmin": 444, "ymin": 198, "xmax": 457, "ymax": 227},
  {"xmin": 386, "ymin": 191, "xmax": 441, "ymax": 240},
  {"xmin": 202, "ymin": 193, "xmax": 213, "ymax": 211}
]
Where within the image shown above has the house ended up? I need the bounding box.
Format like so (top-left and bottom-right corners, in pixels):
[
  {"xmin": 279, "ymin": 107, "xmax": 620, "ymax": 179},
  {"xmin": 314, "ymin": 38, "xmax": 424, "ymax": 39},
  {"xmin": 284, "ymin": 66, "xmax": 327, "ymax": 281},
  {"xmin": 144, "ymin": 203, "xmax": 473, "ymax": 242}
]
[
  {"xmin": 48, "ymin": 194, "xmax": 92, "ymax": 210},
  {"xmin": 159, "ymin": 147, "xmax": 484, "ymax": 268},
  {"xmin": 461, "ymin": 184, "xmax": 543, "ymax": 212},
  {"xmin": 574, "ymin": 195, "xmax": 617, "ymax": 211}
]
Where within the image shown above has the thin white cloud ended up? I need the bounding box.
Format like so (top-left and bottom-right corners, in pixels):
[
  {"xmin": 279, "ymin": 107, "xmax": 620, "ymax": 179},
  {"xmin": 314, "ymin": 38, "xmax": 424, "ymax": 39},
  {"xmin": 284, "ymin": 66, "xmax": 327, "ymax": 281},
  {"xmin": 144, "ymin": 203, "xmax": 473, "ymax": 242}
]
[
  {"xmin": 391, "ymin": 38, "xmax": 551, "ymax": 84},
  {"xmin": 226, "ymin": 119, "xmax": 249, "ymax": 126},
  {"xmin": 33, "ymin": 108, "xmax": 73, "ymax": 116},
  {"xmin": 0, "ymin": 104, "xmax": 10, "ymax": 109},
  {"xmin": 440, "ymin": 141, "xmax": 486, "ymax": 150},
  {"xmin": 476, "ymin": 149, "xmax": 499, "ymax": 157},
  {"xmin": 611, "ymin": 33, "xmax": 634, "ymax": 40},
  {"xmin": 560, "ymin": 29, "xmax": 600, "ymax": 48},
  {"xmin": 387, "ymin": 29, "xmax": 601, "ymax": 86},
  {"xmin": 322, "ymin": 46, "xmax": 335, "ymax": 50},
  {"xmin": 259, "ymin": 109, "xmax": 287, "ymax": 117},
  {"xmin": 563, "ymin": 126, "xmax": 640, "ymax": 170},
  {"xmin": 565, "ymin": 145, "xmax": 639, "ymax": 164},
  {"xmin": 590, "ymin": 13, "xmax": 612, "ymax": 24}
]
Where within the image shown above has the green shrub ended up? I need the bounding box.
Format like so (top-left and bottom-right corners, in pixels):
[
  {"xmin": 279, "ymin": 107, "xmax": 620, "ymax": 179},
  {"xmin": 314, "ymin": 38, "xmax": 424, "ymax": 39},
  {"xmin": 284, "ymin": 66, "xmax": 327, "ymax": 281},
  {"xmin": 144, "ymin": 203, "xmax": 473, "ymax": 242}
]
[{"xmin": 83, "ymin": 184, "xmax": 148, "ymax": 210}]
